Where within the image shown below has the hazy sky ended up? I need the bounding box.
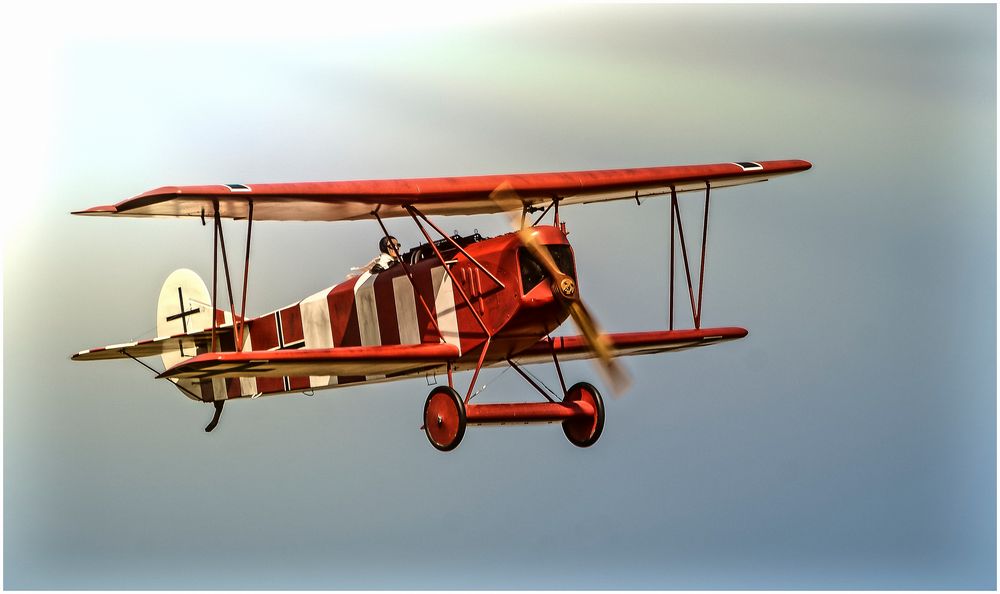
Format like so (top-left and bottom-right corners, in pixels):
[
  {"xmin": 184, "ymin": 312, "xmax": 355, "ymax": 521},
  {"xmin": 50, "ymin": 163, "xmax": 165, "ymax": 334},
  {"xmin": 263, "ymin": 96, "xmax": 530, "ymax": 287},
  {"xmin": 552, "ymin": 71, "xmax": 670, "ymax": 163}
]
[{"xmin": 3, "ymin": 3, "xmax": 995, "ymax": 589}]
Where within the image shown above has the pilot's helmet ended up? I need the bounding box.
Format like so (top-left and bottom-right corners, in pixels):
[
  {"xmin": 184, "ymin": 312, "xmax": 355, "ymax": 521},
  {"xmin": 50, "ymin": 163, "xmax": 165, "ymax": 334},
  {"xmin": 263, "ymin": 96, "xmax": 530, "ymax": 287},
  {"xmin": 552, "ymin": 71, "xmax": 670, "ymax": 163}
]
[{"xmin": 379, "ymin": 235, "xmax": 401, "ymax": 258}]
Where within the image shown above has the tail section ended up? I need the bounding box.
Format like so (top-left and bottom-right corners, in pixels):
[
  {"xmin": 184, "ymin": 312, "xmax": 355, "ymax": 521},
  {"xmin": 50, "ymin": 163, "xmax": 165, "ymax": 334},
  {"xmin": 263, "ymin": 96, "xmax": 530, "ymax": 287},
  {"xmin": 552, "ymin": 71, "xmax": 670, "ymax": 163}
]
[
  {"xmin": 155, "ymin": 269, "xmax": 237, "ymax": 400},
  {"xmin": 73, "ymin": 268, "xmax": 242, "ymax": 409},
  {"xmin": 156, "ymin": 268, "xmax": 214, "ymax": 370}
]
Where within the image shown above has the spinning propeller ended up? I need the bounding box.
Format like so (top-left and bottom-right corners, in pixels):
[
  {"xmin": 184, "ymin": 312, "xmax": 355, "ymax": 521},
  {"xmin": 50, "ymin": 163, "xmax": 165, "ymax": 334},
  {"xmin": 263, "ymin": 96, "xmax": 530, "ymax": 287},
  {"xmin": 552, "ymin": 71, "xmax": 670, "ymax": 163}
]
[{"xmin": 490, "ymin": 183, "xmax": 631, "ymax": 396}]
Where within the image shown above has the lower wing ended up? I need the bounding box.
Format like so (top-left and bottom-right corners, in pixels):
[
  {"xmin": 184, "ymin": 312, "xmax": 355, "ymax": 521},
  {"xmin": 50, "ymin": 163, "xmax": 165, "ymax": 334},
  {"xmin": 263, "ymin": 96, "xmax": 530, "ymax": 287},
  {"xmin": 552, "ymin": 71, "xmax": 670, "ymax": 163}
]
[
  {"xmin": 512, "ymin": 327, "xmax": 748, "ymax": 364},
  {"xmin": 158, "ymin": 343, "xmax": 460, "ymax": 380}
]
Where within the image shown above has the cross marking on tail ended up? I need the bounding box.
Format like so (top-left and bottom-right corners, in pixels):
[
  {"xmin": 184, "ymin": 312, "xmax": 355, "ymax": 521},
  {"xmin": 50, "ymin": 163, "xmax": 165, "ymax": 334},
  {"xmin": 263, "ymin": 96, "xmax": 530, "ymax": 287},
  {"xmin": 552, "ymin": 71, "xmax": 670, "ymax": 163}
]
[
  {"xmin": 166, "ymin": 287, "xmax": 200, "ymax": 331},
  {"xmin": 166, "ymin": 286, "xmax": 202, "ymax": 357}
]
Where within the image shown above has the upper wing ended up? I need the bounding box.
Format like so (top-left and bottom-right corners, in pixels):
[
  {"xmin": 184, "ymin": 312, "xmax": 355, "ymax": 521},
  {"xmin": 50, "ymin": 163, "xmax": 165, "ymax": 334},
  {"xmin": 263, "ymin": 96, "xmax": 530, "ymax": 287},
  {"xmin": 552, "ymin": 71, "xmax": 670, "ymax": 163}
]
[
  {"xmin": 158, "ymin": 343, "xmax": 460, "ymax": 380},
  {"xmin": 73, "ymin": 160, "xmax": 811, "ymax": 222},
  {"xmin": 511, "ymin": 327, "xmax": 749, "ymax": 365}
]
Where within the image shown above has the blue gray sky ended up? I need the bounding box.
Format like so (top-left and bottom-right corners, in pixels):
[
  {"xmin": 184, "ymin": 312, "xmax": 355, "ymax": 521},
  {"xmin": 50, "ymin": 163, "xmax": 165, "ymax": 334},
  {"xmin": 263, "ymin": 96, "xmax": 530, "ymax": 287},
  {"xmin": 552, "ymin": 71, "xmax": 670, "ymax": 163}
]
[{"xmin": 3, "ymin": 3, "xmax": 995, "ymax": 589}]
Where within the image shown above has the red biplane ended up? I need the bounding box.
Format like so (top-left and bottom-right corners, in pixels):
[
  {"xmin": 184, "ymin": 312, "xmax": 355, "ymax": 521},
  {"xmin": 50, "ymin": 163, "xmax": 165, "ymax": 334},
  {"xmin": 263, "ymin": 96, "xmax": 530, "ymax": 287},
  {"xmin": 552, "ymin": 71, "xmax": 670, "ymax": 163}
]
[{"xmin": 72, "ymin": 160, "xmax": 810, "ymax": 450}]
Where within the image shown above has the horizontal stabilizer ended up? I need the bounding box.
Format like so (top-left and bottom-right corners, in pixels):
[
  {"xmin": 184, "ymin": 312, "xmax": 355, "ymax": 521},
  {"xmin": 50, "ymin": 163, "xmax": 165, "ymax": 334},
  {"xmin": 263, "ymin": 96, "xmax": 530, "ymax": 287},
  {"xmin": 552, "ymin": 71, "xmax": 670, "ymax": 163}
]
[
  {"xmin": 71, "ymin": 326, "xmax": 234, "ymax": 361},
  {"xmin": 158, "ymin": 343, "xmax": 461, "ymax": 380}
]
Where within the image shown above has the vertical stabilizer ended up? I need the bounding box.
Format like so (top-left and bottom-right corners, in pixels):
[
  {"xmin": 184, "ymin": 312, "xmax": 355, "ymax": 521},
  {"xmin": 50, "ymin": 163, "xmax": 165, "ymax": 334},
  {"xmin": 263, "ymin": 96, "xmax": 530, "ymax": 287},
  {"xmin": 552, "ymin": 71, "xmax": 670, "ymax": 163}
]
[
  {"xmin": 156, "ymin": 269, "xmax": 215, "ymax": 367},
  {"xmin": 156, "ymin": 269, "xmax": 217, "ymax": 399}
]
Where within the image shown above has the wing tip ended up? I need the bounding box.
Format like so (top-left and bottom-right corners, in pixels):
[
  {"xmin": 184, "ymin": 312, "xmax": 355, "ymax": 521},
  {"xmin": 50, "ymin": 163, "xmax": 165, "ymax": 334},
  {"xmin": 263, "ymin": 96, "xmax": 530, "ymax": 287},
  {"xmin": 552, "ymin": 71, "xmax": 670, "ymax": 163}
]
[
  {"xmin": 70, "ymin": 348, "xmax": 107, "ymax": 361},
  {"xmin": 759, "ymin": 159, "xmax": 812, "ymax": 172},
  {"xmin": 71, "ymin": 204, "xmax": 119, "ymax": 216}
]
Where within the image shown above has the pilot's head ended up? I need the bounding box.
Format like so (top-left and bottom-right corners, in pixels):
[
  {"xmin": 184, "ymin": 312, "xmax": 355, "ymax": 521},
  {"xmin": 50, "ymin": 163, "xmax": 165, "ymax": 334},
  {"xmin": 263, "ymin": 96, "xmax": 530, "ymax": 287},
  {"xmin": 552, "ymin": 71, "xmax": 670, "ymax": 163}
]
[{"xmin": 379, "ymin": 235, "xmax": 401, "ymax": 259}]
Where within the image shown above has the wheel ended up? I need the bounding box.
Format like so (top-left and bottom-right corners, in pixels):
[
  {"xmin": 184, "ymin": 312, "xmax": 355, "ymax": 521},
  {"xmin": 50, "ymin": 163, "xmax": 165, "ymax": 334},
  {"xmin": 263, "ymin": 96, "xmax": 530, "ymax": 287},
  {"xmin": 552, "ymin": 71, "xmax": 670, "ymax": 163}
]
[
  {"xmin": 423, "ymin": 386, "xmax": 467, "ymax": 451},
  {"xmin": 562, "ymin": 382, "xmax": 605, "ymax": 447}
]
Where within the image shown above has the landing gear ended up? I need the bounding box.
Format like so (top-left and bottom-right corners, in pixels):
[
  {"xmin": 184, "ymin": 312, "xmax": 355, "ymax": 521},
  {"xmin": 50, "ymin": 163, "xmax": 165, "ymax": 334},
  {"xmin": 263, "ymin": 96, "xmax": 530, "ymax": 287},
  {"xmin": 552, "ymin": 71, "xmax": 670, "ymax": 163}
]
[
  {"xmin": 561, "ymin": 382, "xmax": 605, "ymax": 447},
  {"xmin": 422, "ymin": 380, "xmax": 605, "ymax": 450},
  {"xmin": 423, "ymin": 386, "xmax": 467, "ymax": 451}
]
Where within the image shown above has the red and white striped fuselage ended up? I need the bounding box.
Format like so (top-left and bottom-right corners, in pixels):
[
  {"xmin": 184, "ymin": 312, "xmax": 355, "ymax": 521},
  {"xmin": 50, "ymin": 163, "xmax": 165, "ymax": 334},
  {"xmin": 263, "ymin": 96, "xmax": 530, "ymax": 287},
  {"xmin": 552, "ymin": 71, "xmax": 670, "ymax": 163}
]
[{"xmin": 190, "ymin": 225, "xmax": 571, "ymax": 402}]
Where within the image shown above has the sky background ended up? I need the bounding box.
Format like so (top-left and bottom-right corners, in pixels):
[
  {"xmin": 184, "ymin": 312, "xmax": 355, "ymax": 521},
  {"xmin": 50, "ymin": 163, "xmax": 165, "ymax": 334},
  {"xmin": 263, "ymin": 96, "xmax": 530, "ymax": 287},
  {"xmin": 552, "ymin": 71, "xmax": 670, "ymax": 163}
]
[{"xmin": 3, "ymin": 3, "xmax": 996, "ymax": 589}]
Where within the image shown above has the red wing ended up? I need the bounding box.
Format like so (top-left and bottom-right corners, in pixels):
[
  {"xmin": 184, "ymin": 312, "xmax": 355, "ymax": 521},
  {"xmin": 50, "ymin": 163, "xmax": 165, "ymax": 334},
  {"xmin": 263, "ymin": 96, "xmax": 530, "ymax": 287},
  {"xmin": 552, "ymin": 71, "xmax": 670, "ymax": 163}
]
[
  {"xmin": 73, "ymin": 160, "xmax": 811, "ymax": 222},
  {"xmin": 511, "ymin": 328, "xmax": 749, "ymax": 364},
  {"xmin": 158, "ymin": 343, "xmax": 460, "ymax": 380}
]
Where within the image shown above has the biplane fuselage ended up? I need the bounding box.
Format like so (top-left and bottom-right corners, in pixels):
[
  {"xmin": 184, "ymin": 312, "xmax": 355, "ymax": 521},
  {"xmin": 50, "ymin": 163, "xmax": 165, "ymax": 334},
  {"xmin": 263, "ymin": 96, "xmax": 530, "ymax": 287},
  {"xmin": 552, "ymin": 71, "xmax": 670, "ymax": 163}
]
[{"xmin": 193, "ymin": 225, "xmax": 571, "ymax": 402}]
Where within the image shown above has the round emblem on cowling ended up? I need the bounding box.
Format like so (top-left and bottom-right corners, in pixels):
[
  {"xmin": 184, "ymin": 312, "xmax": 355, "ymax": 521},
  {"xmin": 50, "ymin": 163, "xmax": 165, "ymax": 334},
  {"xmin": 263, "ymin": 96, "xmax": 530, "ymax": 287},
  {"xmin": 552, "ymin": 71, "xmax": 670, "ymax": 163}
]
[{"xmin": 559, "ymin": 277, "xmax": 576, "ymax": 298}]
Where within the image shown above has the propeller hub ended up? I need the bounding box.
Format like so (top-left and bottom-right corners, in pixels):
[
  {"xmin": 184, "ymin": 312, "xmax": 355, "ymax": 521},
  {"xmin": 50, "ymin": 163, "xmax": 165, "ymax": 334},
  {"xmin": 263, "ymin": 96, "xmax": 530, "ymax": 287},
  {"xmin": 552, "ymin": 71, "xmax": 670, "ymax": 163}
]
[{"xmin": 558, "ymin": 277, "xmax": 576, "ymax": 299}]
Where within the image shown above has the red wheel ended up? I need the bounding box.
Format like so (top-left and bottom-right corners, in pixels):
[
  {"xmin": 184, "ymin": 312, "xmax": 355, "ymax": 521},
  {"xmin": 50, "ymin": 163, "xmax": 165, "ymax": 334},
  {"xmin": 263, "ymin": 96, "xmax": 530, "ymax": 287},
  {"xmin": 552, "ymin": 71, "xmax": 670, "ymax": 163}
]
[
  {"xmin": 562, "ymin": 382, "xmax": 605, "ymax": 448},
  {"xmin": 423, "ymin": 386, "xmax": 467, "ymax": 451}
]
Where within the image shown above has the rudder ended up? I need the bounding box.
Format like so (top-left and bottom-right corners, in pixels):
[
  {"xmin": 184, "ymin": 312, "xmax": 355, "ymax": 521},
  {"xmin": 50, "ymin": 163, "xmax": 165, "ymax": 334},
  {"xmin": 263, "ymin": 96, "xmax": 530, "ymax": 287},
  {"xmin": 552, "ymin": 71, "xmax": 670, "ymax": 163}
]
[{"xmin": 156, "ymin": 268, "xmax": 234, "ymax": 401}]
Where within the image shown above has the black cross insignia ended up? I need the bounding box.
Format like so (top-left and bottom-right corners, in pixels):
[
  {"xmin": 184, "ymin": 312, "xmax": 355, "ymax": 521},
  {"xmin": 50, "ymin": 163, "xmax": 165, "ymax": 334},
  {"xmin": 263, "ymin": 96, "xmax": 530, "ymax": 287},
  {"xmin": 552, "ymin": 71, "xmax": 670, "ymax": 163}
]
[
  {"xmin": 166, "ymin": 287, "xmax": 201, "ymax": 357},
  {"xmin": 166, "ymin": 287, "xmax": 201, "ymax": 333}
]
